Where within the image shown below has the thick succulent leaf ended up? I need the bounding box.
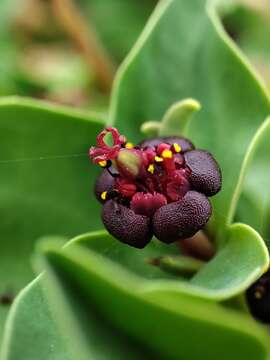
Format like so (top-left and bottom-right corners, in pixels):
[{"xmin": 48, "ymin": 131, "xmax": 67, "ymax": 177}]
[
  {"xmin": 109, "ymin": 0, "xmax": 270, "ymax": 237},
  {"xmin": 1, "ymin": 271, "xmax": 152, "ymax": 360},
  {"xmin": 69, "ymin": 230, "xmax": 269, "ymax": 300},
  {"xmin": 1, "ymin": 238, "xmax": 157, "ymax": 360},
  {"xmin": 224, "ymin": 116, "xmax": 270, "ymax": 231},
  {"xmin": 190, "ymin": 223, "xmax": 269, "ymax": 295},
  {"xmin": 1, "ymin": 277, "xmax": 68, "ymax": 360},
  {"xmin": 0, "ymin": 97, "xmax": 103, "ymax": 338},
  {"xmin": 16, "ymin": 236, "xmax": 270, "ymax": 360},
  {"xmin": 2, "ymin": 229, "xmax": 269, "ymax": 359},
  {"xmin": 233, "ymin": 191, "xmax": 265, "ymax": 239},
  {"xmin": 239, "ymin": 117, "xmax": 270, "ymax": 244}
]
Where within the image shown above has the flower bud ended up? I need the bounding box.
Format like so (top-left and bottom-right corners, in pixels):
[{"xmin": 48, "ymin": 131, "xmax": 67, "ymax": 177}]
[
  {"xmin": 115, "ymin": 149, "xmax": 144, "ymax": 179},
  {"xmin": 102, "ymin": 200, "xmax": 152, "ymax": 248},
  {"xmin": 246, "ymin": 270, "xmax": 270, "ymax": 323},
  {"xmin": 153, "ymin": 191, "xmax": 212, "ymax": 243}
]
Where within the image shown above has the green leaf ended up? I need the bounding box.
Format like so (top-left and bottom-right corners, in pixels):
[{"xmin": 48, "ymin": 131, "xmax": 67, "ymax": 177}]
[
  {"xmin": 8, "ymin": 232, "xmax": 269, "ymax": 360},
  {"xmin": 2, "ymin": 228, "xmax": 269, "ymax": 359},
  {"xmin": 190, "ymin": 223, "xmax": 269, "ymax": 295},
  {"xmin": 39, "ymin": 245, "xmax": 270, "ymax": 360},
  {"xmin": 235, "ymin": 191, "xmax": 265, "ymax": 234},
  {"xmin": 1, "ymin": 277, "xmax": 68, "ymax": 360},
  {"xmin": 141, "ymin": 98, "xmax": 201, "ymax": 137},
  {"xmin": 0, "ymin": 97, "xmax": 103, "ymax": 339},
  {"xmin": 238, "ymin": 117, "xmax": 270, "ymax": 244},
  {"xmin": 225, "ymin": 116, "xmax": 270, "ymax": 231},
  {"xmin": 1, "ymin": 237, "xmax": 157, "ymax": 360},
  {"xmin": 140, "ymin": 120, "xmax": 161, "ymax": 137},
  {"xmin": 72, "ymin": 230, "xmax": 269, "ymax": 300},
  {"xmin": 109, "ymin": 0, "xmax": 270, "ymax": 238},
  {"xmin": 159, "ymin": 98, "xmax": 201, "ymax": 136},
  {"xmin": 232, "ymin": 114, "xmax": 270, "ymax": 249}
]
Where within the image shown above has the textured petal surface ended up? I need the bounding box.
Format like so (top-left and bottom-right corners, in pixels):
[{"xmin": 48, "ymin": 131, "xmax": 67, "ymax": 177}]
[
  {"xmin": 102, "ymin": 200, "xmax": 152, "ymax": 248},
  {"xmin": 153, "ymin": 191, "xmax": 212, "ymax": 243},
  {"xmin": 184, "ymin": 150, "xmax": 222, "ymax": 196}
]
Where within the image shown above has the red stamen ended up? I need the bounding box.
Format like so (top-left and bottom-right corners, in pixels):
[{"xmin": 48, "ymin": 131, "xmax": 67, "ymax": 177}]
[
  {"xmin": 166, "ymin": 169, "xmax": 191, "ymax": 201},
  {"xmin": 89, "ymin": 127, "xmax": 126, "ymax": 164},
  {"xmin": 91, "ymin": 129, "xmax": 192, "ymax": 215},
  {"xmin": 131, "ymin": 192, "xmax": 167, "ymax": 217},
  {"xmin": 115, "ymin": 178, "xmax": 137, "ymax": 198}
]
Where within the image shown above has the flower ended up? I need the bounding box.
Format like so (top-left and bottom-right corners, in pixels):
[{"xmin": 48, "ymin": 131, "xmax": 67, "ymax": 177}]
[
  {"xmin": 246, "ymin": 270, "xmax": 270, "ymax": 323},
  {"xmin": 89, "ymin": 127, "xmax": 222, "ymax": 248}
]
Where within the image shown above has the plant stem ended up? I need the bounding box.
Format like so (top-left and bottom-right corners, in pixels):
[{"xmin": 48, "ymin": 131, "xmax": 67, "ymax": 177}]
[
  {"xmin": 177, "ymin": 231, "xmax": 215, "ymax": 261},
  {"xmin": 51, "ymin": 0, "xmax": 115, "ymax": 93},
  {"xmin": 148, "ymin": 255, "xmax": 205, "ymax": 277}
]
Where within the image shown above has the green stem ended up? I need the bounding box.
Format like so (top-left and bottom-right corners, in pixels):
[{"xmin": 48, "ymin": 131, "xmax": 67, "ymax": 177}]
[{"xmin": 148, "ymin": 255, "xmax": 205, "ymax": 277}]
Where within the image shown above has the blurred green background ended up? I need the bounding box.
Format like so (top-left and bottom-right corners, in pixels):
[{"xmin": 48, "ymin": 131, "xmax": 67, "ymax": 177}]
[
  {"xmin": 1, "ymin": 0, "xmax": 269, "ymax": 113},
  {"xmin": 0, "ymin": 0, "xmax": 157, "ymax": 111}
]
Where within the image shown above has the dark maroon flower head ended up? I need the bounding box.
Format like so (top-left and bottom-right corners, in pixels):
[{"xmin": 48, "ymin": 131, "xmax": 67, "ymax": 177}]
[
  {"xmin": 90, "ymin": 127, "xmax": 222, "ymax": 248},
  {"xmin": 246, "ymin": 270, "xmax": 270, "ymax": 323}
]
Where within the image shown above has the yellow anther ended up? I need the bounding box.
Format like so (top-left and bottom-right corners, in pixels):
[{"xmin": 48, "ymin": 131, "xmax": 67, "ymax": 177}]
[
  {"xmin": 155, "ymin": 156, "xmax": 164, "ymax": 163},
  {"xmin": 173, "ymin": 143, "xmax": 181, "ymax": 153},
  {"xmin": 101, "ymin": 191, "xmax": 107, "ymax": 201},
  {"xmin": 161, "ymin": 149, "xmax": 173, "ymax": 159},
  {"xmin": 125, "ymin": 142, "xmax": 134, "ymax": 149},
  {"xmin": 147, "ymin": 164, "xmax": 155, "ymax": 174},
  {"xmin": 98, "ymin": 160, "xmax": 107, "ymax": 167},
  {"xmin": 254, "ymin": 291, "xmax": 263, "ymax": 299}
]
